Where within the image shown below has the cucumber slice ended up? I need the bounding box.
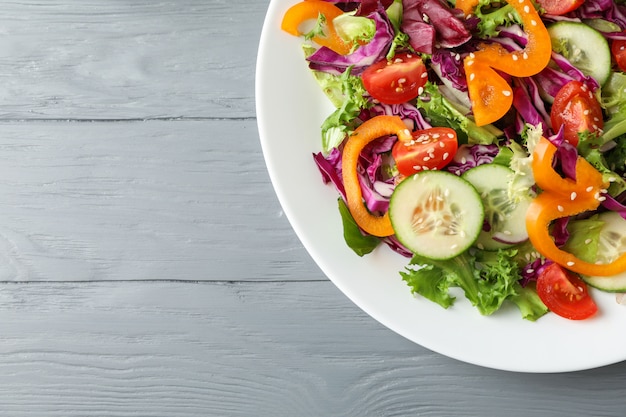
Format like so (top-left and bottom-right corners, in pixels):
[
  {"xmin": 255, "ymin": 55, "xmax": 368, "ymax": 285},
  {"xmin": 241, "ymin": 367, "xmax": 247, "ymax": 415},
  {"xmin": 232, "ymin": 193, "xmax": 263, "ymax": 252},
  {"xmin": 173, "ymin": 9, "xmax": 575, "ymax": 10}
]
[
  {"xmin": 548, "ymin": 21, "xmax": 612, "ymax": 86},
  {"xmin": 462, "ymin": 164, "xmax": 531, "ymax": 251},
  {"xmin": 581, "ymin": 212, "xmax": 626, "ymax": 292},
  {"xmin": 389, "ymin": 171, "xmax": 483, "ymax": 260}
]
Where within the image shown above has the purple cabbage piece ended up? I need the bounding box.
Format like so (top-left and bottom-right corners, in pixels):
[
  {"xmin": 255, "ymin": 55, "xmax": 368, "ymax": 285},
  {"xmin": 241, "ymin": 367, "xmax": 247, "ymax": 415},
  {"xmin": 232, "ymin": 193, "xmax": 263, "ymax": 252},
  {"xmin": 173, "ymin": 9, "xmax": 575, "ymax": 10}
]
[
  {"xmin": 367, "ymin": 101, "xmax": 432, "ymax": 130},
  {"xmin": 520, "ymin": 259, "xmax": 551, "ymax": 287},
  {"xmin": 445, "ymin": 144, "xmax": 499, "ymax": 176},
  {"xmin": 532, "ymin": 66, "xmax": 576, "ymax": 100},
  {"xmin": 401, "ymin": 0, "xmax": 471, "ymax": 55},
  {"xmin": 307, "ymin": 9, "xmax": 394, "ymax": 75},
  {"xmin": 313, "ymin": 148, "xmax": 346, "ymax": 200},
  {"xmin": 431, "ymin": 49, "xmax": 468, "ymax": 92},
  {"xmin": 552, "ymin": 217, "xmax": 571, "ymax": 247},
  {"xmin": 601, "ymin": 192, "xmax": 626, "ymax": 220},
  {"xmin": 547, "ymin": 126, "xmax": 579, "ymax": 181},
  {"xmin": 551, "ymin": 52, "xmax": 601, "ymax": 91},
  {"xmin": 573, "ymin": 0, "xmax": 626, "ymax": 29},
  {"xmin": 512, "ymin": 77, "xmax": 551, "ymax": 135}
]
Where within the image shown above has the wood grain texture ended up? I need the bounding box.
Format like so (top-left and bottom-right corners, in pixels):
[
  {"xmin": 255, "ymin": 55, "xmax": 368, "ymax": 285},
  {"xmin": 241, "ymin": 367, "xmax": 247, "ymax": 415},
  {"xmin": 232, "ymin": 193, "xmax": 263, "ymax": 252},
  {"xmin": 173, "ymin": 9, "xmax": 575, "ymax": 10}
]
[
  {"xmin": 0, "ymin": 280, "xmax": 623, "ymax": 417},
  {"xmin": 0, "ymin": 0, "xmax": 264, "ymax": 120},
  {"xmin": 0, "ymin": 119, "xmax": 318, "ymax": 281}
]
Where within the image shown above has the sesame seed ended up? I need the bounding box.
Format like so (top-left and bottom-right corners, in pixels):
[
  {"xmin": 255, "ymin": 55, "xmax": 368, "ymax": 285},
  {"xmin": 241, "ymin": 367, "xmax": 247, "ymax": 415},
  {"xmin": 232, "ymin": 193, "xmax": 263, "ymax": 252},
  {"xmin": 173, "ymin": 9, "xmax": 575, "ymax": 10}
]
[
  {"xmin": 557, "ymin": 205, "xmax": 564, "ymax": 212},
  {"xmin": 567, "ymin": 261, "xmax": 575, "ymax": 267},
  {"xmin": 469, "ymin": 52, "xmax": 475, "ymax": 59},
  {"xmin": 422, "ymin": 166, "xmax": 429, "ymax": 171},
  {"xmin": 512, "ymin": 54, "xmax": 518, "ymax": 61},
  {"xmin": 469, "ymin": 73, "xmax": 475, "ymax": 81},
  {"xmin": 585, "ymin": 239, "xmax": 592, "ymax": 245},
  {"xmin": 418, "ymin": 86, "xmax": 424, "ymax": 95},
  {"xmin": 531, "ymin": 19, "xmax": 537, "ymax": 26},
  {"xmin": 502, "ymin": 90, "xmax": 512, "ymax": 97},
  {"xmin": 413, "ymin": 165, "xmax": 422, "ymax": 171},
  {"xmin": 523, "ymin": 52, "xmax": 529, "ymax": 60},
  {"xmin": 423, "ymin": 156, "xmax": 431, "ymax": 161},
  {"xmin": 398, "ymin": 78, "xmax": 406, "ymax": 84},
  {"xmin": 421, "ymin": 72, "xmax": 428, "ymax": 78},
  {"xmin": 524, "ymin": 5, "xmax": 530, "ymax": 13},
  {"xmin": 583, "ymin": 109, "xmax": 590, "ymax": 115},
  {"xmin": 466, "ymin": 60, "xmax": 474, "ymax": 67},
  {"xmin": 598, "ymin": 196, "xmax": 607, "ymax": 202},
  {"xmin": 477, "ymin": 243, "xmax": 484, "ymax": 250},
  {"xmin": 451, "ymin": 243, "xmax": 458, "ymax": 250},
  {"xmin": 586, "ymin": 186, "xmax": 593, "ymax": 192},
  {"xmin": 503, "ymin": 230, "xmax": 512, "ymax": 236},
  {"xmin": 432, "ymin": 133, "xmax": 440, "ymax": 139},
  {"xmin": 447, "ymin": 133, "xmax": 454, "ymax": 139},
  {"xmin": 461, "ymin": 157, "xmax": 467, "ymax": 164},
  {"xmin": 439, "ymin": 141, "xmax": 446, "ymax": 148},
  {"xmin": 526, "ymin": 269, "xmax": 534, "ymax": 274},
  {"xmin": 394, "ymin": 58, "xmax": 403, "ymax": 64},
  {"xmin": 443, "ymin": 152, "xmax": 449, "ymax": 160},
  {"xmin": 570, "ymin": 192, "xmax": 577, "ymax": 200}
]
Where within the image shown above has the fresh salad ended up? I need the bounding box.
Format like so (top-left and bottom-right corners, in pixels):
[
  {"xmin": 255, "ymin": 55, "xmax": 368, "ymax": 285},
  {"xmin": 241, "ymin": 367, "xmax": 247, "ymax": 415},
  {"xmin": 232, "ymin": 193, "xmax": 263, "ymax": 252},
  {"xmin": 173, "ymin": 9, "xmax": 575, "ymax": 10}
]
[{"xmin": 281, "ymin": 0, "xmax": 626, "ymax": 321}]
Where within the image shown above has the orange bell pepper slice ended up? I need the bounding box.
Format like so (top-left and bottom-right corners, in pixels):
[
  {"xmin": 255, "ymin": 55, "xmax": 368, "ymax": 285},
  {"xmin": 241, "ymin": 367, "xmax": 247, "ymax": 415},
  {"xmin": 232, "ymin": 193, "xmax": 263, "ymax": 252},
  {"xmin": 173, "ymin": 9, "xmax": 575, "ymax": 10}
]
[
  {"xmin": 342, "ymin": 115, "xmax": 412, "ymax": 237},
  {"xmin": 463, "ymin": 0, "xmax": 551, "ymax": 126},
  {"xmin": 281, "ymin": 0, "xmax": 353, "ymax": 55},
  {"xmin": 526, "ymin": 138, "xmax": 626, "ymax": 276},
  {"xmin": 455, "ymin": 0, "xmax": 479, "ymax": 15}
]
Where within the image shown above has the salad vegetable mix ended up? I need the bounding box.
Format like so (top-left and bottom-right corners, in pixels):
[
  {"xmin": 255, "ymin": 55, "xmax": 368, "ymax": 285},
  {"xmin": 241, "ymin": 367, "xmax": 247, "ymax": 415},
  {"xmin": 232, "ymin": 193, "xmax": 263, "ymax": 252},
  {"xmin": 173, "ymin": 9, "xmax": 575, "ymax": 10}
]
[{"xmin": 281, "ymin": 0, "xmax": 626, "ymax": 321}]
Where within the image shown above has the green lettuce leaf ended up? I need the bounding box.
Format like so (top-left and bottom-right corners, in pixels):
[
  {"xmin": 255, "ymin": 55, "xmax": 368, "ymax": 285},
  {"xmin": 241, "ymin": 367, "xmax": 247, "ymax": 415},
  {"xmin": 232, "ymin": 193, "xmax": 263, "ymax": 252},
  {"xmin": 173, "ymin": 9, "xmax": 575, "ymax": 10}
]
[
  {"xmin": 309, "ymin": 66, "xmax": 370, "ymax": 153},
  {"xmin": 400, "ymin": 248, "xmax": 547, "ymax": 320}
]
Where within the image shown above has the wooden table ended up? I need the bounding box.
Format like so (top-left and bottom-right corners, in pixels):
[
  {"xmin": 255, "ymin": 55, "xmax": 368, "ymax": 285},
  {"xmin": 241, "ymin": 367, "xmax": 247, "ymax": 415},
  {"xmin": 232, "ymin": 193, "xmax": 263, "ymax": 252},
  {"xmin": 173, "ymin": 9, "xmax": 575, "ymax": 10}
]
[{"xmin": 0, "ymin": 1, "xmax": 624, "ymax": 415}]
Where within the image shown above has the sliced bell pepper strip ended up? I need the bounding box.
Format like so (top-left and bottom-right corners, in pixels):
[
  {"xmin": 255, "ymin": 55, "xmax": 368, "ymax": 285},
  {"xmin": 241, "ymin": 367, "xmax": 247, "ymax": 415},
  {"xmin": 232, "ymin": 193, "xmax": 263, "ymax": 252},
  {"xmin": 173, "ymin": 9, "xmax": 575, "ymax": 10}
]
[
  {"xmin": 281, "ymin": 0, "xmax": 353, "ymax": 55},
  {"xmin": 463, "ymin": 0, "xmax": 552, "ymax": 126},
  {"xmin": 342, "ymin": 115, "xmax": 412, "ymax": 237},
  {"xmin": 526, "ymin": 137, "xmax": 626, "ymax": 276},
  {"xmin": 455, "ymin": 0, "xmax": 479, "ymax": 15}
]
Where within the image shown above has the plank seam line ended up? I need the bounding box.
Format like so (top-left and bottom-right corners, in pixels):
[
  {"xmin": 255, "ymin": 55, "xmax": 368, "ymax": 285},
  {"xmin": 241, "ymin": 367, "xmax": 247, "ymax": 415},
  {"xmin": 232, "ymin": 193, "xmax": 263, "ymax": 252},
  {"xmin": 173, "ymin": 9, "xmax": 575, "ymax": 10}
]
[
  {"xmin": 0, "ymin": 117, "xmax": 257, "ymax": 123},
  {"xmin": 0, "ymin": 279, "xmax": 328, "ymax": 285}
]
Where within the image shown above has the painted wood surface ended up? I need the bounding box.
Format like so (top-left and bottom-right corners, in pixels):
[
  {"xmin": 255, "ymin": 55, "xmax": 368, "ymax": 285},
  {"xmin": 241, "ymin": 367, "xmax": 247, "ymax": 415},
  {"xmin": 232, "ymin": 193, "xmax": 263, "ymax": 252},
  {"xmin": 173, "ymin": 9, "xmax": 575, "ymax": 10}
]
[{"xmin": 0, "ymin": 1, "xmax": 621, "ymax": 416}]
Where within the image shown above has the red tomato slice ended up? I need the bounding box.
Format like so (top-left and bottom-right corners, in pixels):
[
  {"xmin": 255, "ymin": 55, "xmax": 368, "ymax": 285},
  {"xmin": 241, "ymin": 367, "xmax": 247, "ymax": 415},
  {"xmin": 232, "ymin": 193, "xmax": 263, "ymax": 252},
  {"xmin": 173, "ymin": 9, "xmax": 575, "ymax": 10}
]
[
  {"xmin": 550, "ymin": 81, "xmax": 603, "ymax": 147},
  {"xmin": 361, "ymin": 53, "xmax": 428, "ymax": 105},
  {"xmin": 611, "ymin": 35, "xmax": 626, "ymax": 72},
  {"xmin": 391, "ymin": 127, "xmax": 458, "ymax": 176},
  {"xmin": 535, "ymin": 0, "xmax": 584, "ymax": 15},
  {"xmin": 536, "ymin": 263, "xmax": 597, "ymax": 320}
]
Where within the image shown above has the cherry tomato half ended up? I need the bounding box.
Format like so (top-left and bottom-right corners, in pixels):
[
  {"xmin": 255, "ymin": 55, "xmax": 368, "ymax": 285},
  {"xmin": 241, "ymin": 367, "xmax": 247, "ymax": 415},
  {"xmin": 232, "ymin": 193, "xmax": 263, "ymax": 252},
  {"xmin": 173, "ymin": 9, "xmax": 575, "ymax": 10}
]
[
  {"xmin": 611, "ymin": 34, "xmax": 626, "ymax": 72},
  {"xmin": 550, "ymin": 81, "xmax": 603, "ymax": 147},
  {"xmin": 535, "ymin": 0, "xmax": 584, "ymax": 15},
  {"xmin": 391, "ymin": 127, "xmax": 458, "ymax": 176},
  {"xmin": 536, "ymin": 263, "xmax": 597, "ymax": 320},
  {"xmin": 361, "ymin": 53, "xmax": 428, "ymax": 105}
]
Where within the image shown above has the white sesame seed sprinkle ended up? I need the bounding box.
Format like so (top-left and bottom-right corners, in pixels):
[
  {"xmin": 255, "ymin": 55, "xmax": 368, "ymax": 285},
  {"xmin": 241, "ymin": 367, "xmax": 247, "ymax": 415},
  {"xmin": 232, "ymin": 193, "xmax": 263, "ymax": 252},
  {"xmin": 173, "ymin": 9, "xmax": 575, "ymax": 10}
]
[
  {"xmin": 557, "ymin": 205, "xmax": 564, "ymax": 212},
  {"xmin": 586, "ymin": 186, "xmax": 593, "ymax": 192},
  {"xmin": 567, "ymin": 261, "xmax": 575, "ymax": 267},
  {"xmin": 570, "ymin": 192, "xmax": 577, "ymax": 201}
]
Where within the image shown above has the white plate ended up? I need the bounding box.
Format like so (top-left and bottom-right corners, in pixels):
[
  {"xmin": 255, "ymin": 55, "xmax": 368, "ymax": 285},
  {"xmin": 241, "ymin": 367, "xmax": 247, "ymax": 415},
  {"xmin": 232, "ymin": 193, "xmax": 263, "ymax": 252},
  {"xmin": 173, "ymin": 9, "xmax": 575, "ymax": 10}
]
[{"xmin": 255, "ymin": 0, "xmax": 626, "ymax": 373}]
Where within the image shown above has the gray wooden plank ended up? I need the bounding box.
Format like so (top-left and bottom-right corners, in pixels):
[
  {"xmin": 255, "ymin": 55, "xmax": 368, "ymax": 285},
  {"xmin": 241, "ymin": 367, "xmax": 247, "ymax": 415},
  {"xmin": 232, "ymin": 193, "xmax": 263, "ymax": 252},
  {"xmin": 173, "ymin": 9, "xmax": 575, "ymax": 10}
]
[
  {"xmin": 0, "ymin": 119, "xmax": 319, "ymax": 281},
  {"xmin": 0, "ymin": 0, "xmax": 265, "ymax": 120},
  {"xmin": 0, "ymin": 280, "xmax": 622, "ymax": 417}
]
